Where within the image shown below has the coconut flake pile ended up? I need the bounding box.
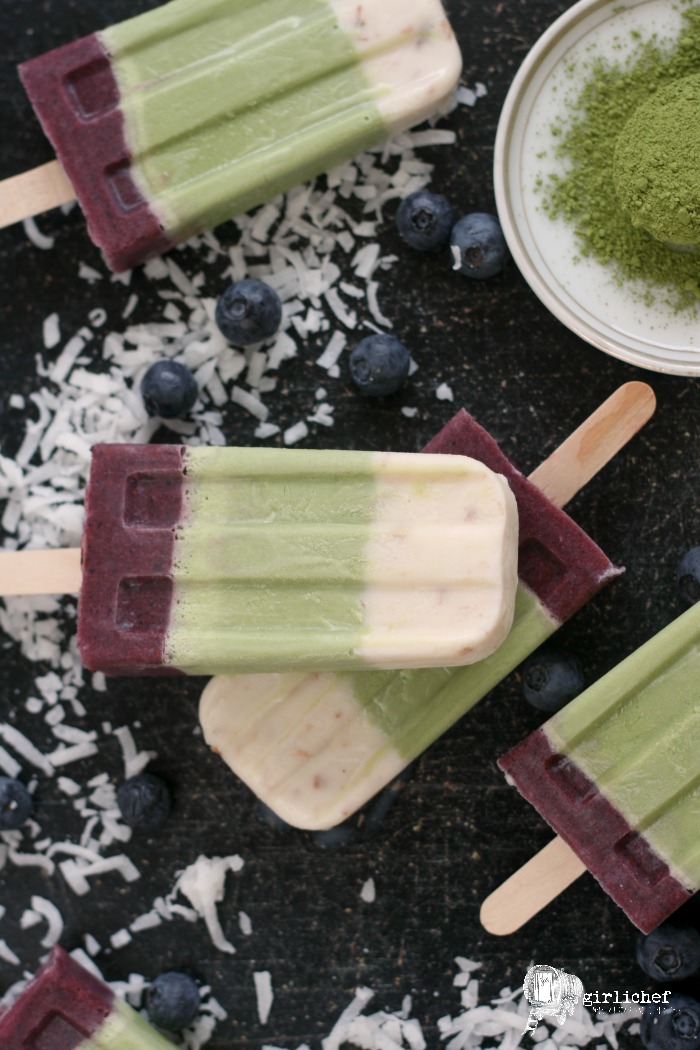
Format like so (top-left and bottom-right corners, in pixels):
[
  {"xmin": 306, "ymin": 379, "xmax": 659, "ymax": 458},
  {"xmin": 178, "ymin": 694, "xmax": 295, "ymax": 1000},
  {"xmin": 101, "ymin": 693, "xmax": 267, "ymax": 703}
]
[{"xmin": 259, "ymin": 958, "xmax": 640, "ymax": 1050}]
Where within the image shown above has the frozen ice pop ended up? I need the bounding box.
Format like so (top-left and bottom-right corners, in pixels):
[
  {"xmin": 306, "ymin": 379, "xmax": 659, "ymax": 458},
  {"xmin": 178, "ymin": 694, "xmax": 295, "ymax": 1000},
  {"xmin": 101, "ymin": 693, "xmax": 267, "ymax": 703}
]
[
  {"xmin": 12, "ymin": 0, "xmax": 461, "ymax": 270},
  {"xmin": 198, "ymin": 383, "xmax": 655, "ymax": 831},
  {"xmin": 0, "ymin": 945, "xmax": 174, "ymax": 1049},
  {"xmin": 77, "ymin": 443, "xmax": 519, "ymax": 675},
  {"xmin": 489, "ymin": 601, "xmax": 700, "ymax": 935}
]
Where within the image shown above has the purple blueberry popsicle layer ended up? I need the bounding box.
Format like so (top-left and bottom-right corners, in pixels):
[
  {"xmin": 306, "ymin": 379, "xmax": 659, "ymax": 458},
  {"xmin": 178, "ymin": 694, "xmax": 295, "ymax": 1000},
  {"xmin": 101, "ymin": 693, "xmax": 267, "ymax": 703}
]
[{"xmin": 0, "ymin": 945, "xmax": 174, "ymax": 1049}]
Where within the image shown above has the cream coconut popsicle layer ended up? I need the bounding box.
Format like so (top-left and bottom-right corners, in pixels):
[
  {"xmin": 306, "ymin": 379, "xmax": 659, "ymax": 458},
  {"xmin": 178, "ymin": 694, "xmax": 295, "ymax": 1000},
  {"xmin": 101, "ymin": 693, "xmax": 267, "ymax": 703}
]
[
  {"xmin": 198, "ymin": 386, "xmax": 657, "ymax": 831},
  {"xmin": 494, "ymin": 601, "xmax": 700, "ymax": 934},
  {"xmin": 14, "ymin": 0, "xmax": 461, "ymax": 270},
  {"xmin": 77, "ymin": 444, "xmax": 518, "ymax": 676},
  {"xmin": 0, "ymin": 946, "xmax": 174, "ymax": 1050}
]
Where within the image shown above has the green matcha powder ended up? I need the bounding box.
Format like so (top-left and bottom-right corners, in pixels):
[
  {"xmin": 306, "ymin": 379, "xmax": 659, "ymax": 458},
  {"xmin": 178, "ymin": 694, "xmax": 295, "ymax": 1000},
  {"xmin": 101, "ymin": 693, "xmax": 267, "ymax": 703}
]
[
  {"xmin": 613, "ymin": 71, "xmax": 700, "ymax": 245},
  {"xmin": 539, "ymin": 4, "xmax": 700, "ymax": 311}
]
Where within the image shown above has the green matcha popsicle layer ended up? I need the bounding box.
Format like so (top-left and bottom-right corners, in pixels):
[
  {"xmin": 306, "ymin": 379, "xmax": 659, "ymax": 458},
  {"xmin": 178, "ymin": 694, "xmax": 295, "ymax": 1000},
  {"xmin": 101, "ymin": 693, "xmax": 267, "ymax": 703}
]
[
  {"xmin": 499, "ymin": 601, "xmax": 700, "ymax": 933},
  {"xmin": 77, "ymin": 443, "xmax": 519, "ymax": 676},
  {"xmin": 19, "ymin": 0, "xmax": 462, "ymax": 270},
  {"xmin": 199, "ymin": 408, "xmax": 621, "ymax": 830}
]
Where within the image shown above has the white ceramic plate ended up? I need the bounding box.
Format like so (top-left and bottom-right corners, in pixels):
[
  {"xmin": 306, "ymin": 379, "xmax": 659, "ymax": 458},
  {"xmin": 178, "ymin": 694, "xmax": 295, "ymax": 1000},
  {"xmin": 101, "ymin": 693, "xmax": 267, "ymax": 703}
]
[{"xmin": 494, "ymin": 0, "xmax": 700, "ymax": 376}]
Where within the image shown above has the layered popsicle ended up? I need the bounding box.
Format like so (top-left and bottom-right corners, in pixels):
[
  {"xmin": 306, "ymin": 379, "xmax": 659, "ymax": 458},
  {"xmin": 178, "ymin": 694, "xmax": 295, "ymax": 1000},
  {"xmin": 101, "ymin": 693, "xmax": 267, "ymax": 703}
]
[
  {"xmin": 0, "ymin": 945, "xmax": 174, "ymax": 1049},
  {"xmin": 78, "ymin": 443, "xmax": 519, "ymax": 675},
  {"xmin": 496, "ymin": 601, "xmax": 700, "ymax": 934},
  {"xmin": 198, "ymin": 399, "xmax": 634, "ymax": 831},
  {"xmin": 15, "ymin": 0, "xmax": 461, "ymax": 270}
]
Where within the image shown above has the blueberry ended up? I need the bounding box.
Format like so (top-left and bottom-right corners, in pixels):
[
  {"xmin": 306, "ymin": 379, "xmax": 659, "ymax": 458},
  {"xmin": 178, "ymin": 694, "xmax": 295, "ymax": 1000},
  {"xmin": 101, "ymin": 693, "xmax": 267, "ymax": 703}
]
[
  {"xmin": 146, "ymin": 971, "xmax": 200, "ymax": 1031},
  {"xmin": 116, "ymin": 773, "xmax": 171, "ymax": 829},
  {"xmin": 215, "ymin": 278, "xmax": 282, "ymax": 346},
  {"xmin": 140, "ymin": 360, "xmax": 198, "ymax": 419},
  {"xmin": 396, "ymin": 190, "xmax": 458, "ymax": 251},
  {"xmin": 677, "ymin": 546, "xmax": 700, "ymax": 604},
  {"xmin": 0, "ymin": 777, "xmax": 33, "ymax": 830},
  {"xmin": 641, "ymin": 993, "xmax": 700, "ymax": 1050},
  {"xmin": 637, "ymin": 922, "xmax": 700, "ymax": 982},
  {"xmin": 349, "ymin": 334, "xmax": 410, "ymax": 397},
  {"xmin": 450, "ymin": 212, "xmax": 508, "ymax": 278},
  {"xmin": 521, "ymin": 647, "xmax": 585, "ymax": 713}
]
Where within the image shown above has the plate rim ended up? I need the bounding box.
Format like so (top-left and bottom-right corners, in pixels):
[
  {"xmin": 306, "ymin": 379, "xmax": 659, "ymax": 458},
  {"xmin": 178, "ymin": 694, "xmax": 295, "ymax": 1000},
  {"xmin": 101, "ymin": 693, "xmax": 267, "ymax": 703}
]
[{"xmin": 493, "ymin": 0, "xmax": 700, "ymax": 378}]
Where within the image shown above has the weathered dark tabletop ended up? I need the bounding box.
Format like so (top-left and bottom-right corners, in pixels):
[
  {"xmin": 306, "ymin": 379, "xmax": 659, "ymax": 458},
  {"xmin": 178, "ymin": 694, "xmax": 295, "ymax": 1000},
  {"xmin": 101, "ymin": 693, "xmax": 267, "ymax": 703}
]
[{"xmin": 0, "ymin": 0, "xmax": 698, "ymax": 1045}]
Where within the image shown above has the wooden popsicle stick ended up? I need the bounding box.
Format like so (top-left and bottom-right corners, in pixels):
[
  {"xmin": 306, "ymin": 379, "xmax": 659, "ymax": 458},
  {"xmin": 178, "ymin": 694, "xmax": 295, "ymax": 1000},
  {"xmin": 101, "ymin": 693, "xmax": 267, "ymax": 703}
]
[
  {"xmin": 0, "ymin": 381, "xmax": 655, "ymax": 599},
  {"xmin": 479, "ymin": 381, "xmax": 657, "ymax": 936},
  {"xmin": 480, "ymin": 836, "xmax": 587, "ymax": 936},
  {"xmin": 0, "ymin": 160, "xmax": 76, "ymax": 229},
  {"xmin": 0, "ymin": 547, "xmax": 81, "ymax": 596},
  {"xmin": 529, "ymin": 380, "xmax": 656, "ymax": 508}
]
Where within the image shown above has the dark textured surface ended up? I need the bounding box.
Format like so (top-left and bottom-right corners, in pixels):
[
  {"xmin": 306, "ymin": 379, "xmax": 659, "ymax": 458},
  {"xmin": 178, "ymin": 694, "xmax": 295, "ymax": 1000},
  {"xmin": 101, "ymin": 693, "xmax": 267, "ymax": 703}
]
[{"xmin": 1, "ymin": 0, "xmax": 699, "ymax": 1045}]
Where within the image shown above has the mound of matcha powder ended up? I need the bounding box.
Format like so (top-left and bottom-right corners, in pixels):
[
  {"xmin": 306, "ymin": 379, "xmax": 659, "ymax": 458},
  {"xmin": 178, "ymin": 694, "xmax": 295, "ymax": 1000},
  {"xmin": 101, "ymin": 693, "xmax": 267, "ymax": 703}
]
[
  {"xmin": 540, "ymin": 4, "xmax": 700, "ymax": 311},
  {"xmin": 613, "ymin": 72, "xmax": 700, "ymax": 245}
]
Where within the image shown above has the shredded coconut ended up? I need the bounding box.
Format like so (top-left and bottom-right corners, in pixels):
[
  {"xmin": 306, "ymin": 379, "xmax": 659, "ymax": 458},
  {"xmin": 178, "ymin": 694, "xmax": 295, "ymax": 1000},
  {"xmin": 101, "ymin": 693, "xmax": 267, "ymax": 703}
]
[
  {"xmin": 257, "ymin": 960, "xmax": 642, "ymax": 1050},
  {"xmin": 283, "ymin": 421, "xmax": 309, "ymax": 446},
  {"xmin": 22, "ymin": 216, "xmax": 55, "ymax": 251},
  {"xmin": 113, "ymin": 725, "xmax": 156, "ymax": 779},
  {"xmin": 42, "ymin": 313, "xmax": 61, "ymax": 349},
  {"xmin": 84, "ymin": 933, "xmax": 101, "ymax": 956},
  {"xmin": 25, "ymin": 896, "xmax": 64, "ymax": 948},
  {"xmin": 110, "ymin": 928, "xmax": 132, "ymax": 950},
  {"xmin": 173, "ymin": 854, "xmax": 244, "ymax": 954},
  {"xmin": 254, "ymin": 970, "xmax": 274, "ymax": 1024},
  {"xmin": 0, "ymin": 940, "xmax": 21, "ymax": 966},
  {"xmin": 360, "ymin": 878, "xmax": 376, "ymax": 903}
]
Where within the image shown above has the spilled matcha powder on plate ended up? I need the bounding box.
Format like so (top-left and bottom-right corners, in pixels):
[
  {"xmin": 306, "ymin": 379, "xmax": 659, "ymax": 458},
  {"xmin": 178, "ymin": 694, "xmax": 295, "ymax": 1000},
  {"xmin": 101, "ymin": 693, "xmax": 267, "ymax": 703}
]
[{"xmin": 540, "ymin": 4, "xmax": 700, "ymax": 310}]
